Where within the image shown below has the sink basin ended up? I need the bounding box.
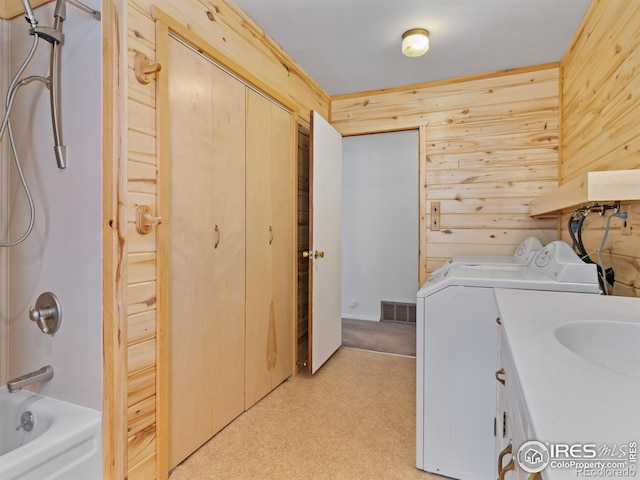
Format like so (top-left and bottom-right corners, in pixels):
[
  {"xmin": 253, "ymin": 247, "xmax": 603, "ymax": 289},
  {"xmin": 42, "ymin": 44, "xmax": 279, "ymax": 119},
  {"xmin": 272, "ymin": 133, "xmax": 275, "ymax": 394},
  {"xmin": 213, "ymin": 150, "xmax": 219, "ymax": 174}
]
[{"xmin": 555, "ymin": 320, "xmax": 640, "ymax": 379}]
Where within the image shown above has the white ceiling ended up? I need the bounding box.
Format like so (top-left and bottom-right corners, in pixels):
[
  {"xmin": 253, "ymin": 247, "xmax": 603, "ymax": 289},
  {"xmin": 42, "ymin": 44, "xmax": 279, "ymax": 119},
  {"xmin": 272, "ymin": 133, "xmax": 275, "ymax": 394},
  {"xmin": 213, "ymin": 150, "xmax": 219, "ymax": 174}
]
[{"xmin": 233, "ymin": 0, "xmax": 592, "ymax": 96}]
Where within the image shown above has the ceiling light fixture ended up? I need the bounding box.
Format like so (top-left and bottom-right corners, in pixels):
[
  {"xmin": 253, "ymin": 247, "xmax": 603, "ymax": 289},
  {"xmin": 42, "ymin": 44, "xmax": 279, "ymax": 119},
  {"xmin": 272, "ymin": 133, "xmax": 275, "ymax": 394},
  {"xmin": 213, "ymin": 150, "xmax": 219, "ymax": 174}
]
[{"xmin": 402, "ymin": 28, "xmax": 429, "ymax": 57}]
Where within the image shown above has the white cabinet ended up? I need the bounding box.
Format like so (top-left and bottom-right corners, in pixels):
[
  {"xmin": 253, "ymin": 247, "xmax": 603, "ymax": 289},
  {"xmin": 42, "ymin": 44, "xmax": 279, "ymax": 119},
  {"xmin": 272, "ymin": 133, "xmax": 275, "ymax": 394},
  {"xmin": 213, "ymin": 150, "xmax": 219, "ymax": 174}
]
[
  {"xmin": 494, "ymin": 289, "xmax": 640, "ymax": 480},
  {"xmin": 496, "ymin": 320, "xmax": 541, "ymax": 480}
]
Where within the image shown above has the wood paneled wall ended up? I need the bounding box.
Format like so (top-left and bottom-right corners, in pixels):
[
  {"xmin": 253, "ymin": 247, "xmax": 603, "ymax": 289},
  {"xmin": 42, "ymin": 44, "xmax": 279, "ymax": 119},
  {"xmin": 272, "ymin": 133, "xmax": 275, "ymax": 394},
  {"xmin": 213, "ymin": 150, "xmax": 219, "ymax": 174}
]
[
  {"xmin": 560, "ymin": 0, "xmax": 640, "ymax": 297},
  {"xmin": 331, "ymin": 65, "xmax": 561, "ymax": 285},
  {"xmin": 121, "ymin": 1, "xmax": 329, "ymax": 479},
  {"xmin": 0, "ymin": 0, "xmax": 48, "ymax": 19}
]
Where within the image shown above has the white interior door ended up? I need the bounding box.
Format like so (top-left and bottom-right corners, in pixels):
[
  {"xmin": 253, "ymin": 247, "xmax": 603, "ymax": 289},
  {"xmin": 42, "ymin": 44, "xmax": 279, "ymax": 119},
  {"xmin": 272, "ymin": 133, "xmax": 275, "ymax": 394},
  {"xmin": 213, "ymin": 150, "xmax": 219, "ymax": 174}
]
[{"xmin": 309, "ymin": 110, "xmax": 342, "ymax": 374}]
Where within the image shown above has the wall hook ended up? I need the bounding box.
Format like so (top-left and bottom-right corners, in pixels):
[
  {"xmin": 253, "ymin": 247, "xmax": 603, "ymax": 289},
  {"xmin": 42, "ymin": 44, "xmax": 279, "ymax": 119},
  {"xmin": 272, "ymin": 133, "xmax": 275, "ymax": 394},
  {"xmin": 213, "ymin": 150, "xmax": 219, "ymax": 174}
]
[
  {"xmin": 136, "ymin": 205, "xmax": 163, "ymax": 234},
  {"xmin": 134, "ymin": 53, "xmax": 161, "ymax": 84}
]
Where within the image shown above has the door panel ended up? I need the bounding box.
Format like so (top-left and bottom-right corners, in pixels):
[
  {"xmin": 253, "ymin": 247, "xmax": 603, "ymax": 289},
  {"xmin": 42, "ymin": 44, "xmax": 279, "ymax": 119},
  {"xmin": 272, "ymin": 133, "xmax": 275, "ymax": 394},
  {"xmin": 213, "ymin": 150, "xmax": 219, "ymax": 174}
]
[
  {"xmin": 245, "ymin": 89, "xmax": 275, "ymax": 408},
  {"xmin": 270, "ymin": 103, "xmax": 294, "ymax": 386},
  {"xmin": 208, "ymin": 57, "xmax": 246, "ymax": 435},
  {"xmin": 245, "ymin": 90, "xmax": 294, "ymax": 407},
  {"xmin": 309, "ymin": 111, "xmax": 342, "ymax": 374},
  {"xmin": 168, "ymin": 38, "xmax": 245, "ymax": 468}
]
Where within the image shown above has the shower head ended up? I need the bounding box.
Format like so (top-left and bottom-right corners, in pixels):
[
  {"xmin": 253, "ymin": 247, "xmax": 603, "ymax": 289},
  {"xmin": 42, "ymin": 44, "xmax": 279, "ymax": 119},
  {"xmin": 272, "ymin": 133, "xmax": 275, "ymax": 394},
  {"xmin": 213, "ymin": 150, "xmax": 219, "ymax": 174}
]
[{"xmin": 20, "ymin": 0, "xmax": 38, "ymax": 27}]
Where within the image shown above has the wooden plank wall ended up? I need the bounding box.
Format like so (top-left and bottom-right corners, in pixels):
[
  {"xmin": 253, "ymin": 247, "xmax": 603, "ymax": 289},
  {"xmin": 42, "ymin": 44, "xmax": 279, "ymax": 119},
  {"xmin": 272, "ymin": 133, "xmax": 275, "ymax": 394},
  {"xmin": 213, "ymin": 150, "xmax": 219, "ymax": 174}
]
[
  {"xmin": 0, "ymin": 0, "xmax": 48, "ymax": 19},
  {"xmin": 560, "ymin": 0, "xmax": 640, "ymax": 297},
  {"xmin": 331, "ymin": 66, "xmax": 561, "ymax": 285},
  {"xmin": 124, "ymin": 1, "xmax": 329, "ymax": 478}
]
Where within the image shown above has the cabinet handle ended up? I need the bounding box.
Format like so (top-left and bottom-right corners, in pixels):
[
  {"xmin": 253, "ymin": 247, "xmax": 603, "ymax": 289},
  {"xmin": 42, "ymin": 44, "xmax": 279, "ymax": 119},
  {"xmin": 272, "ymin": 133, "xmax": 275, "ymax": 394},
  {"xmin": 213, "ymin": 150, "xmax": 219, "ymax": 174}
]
[
  {"xmin": 214, "ymin": 225, "xmax": 220, "ymax": 249},
  {"xmin": 495, "ymin": 367, "xmax": 506, "ymax": 385},
  {"xmin": 503, "ymin": 411, "xmax": 507, "ymax": 438},
  {"xmin": 497, "ymin": 440, "xmax": 513, "ymax": 476},
  {"xmin": 269, "ymin": 225, "xmax": 273, "ymax": 245},
  {"xmin": 499, "ymin": 458, "xmax": 515, "ymax": 480}
]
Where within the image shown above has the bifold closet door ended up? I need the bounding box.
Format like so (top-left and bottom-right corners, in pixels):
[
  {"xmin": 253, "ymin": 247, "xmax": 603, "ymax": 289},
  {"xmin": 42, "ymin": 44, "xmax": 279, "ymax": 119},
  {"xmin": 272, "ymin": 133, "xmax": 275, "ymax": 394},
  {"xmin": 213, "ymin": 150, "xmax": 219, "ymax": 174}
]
[
  {"xmin": 245, "ymin": 89, "xmax": 294, "ymax": 409},
  {"xmin": 167, "ymin": 38, "xmax": 246, "ymax": 469}
]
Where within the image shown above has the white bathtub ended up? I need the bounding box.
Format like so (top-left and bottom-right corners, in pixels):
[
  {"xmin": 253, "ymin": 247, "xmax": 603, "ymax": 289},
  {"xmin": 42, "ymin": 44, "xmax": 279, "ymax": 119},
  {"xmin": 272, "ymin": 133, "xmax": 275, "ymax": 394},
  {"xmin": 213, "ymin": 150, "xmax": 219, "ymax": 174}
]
[{"xmin": 0, "ymin": 387, "xmax": 102, "ymax": 480}]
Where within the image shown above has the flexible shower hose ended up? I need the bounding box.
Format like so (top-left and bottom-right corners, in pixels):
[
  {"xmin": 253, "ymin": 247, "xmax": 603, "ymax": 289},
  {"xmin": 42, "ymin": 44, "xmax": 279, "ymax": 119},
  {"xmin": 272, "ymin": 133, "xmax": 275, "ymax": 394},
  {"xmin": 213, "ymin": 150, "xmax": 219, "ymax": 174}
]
[{"xmin": 0, "ymin": 33, "xmax": 40, "ymax": 247}]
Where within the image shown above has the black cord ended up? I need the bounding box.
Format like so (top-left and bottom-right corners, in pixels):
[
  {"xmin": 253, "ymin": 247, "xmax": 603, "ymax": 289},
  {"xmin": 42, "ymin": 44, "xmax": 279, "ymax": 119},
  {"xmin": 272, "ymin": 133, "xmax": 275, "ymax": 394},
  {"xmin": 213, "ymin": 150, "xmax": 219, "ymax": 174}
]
[
  {"xmin": 568, "ymin": 213, "xmax": 581, "ymax": 253},
  {"xmin": 571, "ymin": 210, "xmax": 610, "ymax": 293}
]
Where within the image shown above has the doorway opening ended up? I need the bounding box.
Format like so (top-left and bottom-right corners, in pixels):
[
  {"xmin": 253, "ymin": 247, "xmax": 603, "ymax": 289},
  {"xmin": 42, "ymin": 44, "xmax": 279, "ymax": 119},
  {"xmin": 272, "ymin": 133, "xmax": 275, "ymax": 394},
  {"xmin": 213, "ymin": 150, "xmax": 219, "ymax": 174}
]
[{"xmin": 296, "ymin": 129, "xmax": 420, "ymax": 365}]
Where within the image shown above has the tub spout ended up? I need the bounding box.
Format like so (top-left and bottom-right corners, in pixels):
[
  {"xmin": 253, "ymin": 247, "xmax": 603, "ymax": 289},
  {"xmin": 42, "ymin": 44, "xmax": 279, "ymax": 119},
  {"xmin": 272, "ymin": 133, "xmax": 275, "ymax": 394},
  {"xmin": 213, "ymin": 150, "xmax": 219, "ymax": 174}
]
[{"xmin": 7, "ymin": 365, "xmax": 54, "ymax": 393}]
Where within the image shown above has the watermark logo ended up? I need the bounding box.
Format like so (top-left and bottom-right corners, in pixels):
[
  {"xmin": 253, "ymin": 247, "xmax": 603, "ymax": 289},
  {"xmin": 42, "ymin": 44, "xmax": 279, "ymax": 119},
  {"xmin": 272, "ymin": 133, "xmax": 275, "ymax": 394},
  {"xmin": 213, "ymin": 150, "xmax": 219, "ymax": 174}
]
[
  {"xmin": 515, "ymin": 441, "xmax": 637, "ymax": 477},
  {"xmin": 517, "ymin": 441, "xmax": 550, "ymax": 473}
]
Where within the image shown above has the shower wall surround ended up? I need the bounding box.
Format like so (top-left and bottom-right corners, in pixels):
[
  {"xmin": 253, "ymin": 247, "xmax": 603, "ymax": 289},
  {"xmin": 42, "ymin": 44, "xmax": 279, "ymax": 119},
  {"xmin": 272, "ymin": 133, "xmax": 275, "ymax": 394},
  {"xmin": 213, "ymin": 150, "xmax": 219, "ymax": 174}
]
[
  {"xmin": 0, "ymin": 17, "xmax": 9, "ymax": 386},
  {"xmin": 4, "ymin": 1, "xmax": 102, "ymax": 410}
]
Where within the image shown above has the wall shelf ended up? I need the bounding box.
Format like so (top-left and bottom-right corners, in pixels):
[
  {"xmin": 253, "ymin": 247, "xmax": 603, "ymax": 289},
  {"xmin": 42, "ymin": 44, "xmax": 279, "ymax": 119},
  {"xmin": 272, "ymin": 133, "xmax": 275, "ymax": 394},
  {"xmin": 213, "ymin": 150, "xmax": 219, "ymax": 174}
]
[{"xmin": 529, "ymin": 169, "xmax": 640, "ymax": 216}]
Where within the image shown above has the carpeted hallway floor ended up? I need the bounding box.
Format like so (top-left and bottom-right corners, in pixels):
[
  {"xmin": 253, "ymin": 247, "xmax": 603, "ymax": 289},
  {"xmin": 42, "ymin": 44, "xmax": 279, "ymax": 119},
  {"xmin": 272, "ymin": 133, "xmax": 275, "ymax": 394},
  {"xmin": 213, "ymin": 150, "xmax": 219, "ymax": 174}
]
[
  {"xmin": 342, "ymin": 318, "xmax": 416, "ymax": 357},
  {"xmin": 169, "ymin": 348, "xmax": 441, "ymax": 480}
]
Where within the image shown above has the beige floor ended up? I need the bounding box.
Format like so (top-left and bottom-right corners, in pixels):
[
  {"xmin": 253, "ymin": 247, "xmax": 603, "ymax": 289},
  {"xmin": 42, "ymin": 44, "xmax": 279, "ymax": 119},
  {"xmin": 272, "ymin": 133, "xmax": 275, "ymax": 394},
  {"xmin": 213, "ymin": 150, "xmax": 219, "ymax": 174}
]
[{"xmin": 169, "ymin": 347, "xmax": 444, "ymax": 480}]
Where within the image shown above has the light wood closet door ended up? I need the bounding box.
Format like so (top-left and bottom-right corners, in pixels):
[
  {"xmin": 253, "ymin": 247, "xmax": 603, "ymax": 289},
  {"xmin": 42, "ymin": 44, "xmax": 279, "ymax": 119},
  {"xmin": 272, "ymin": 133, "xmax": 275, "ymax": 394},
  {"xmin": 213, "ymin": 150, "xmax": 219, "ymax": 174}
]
[
  {"xmin": 167, "ymin": 38, "xmax": 246, "ymax": 468},
  {"xmin": 245, "ymin": 89, "xmax": 293, "ymax": 409},
  {"xmin": 270, "ymin": 102, "xmax": 294, "ymax": 386}
]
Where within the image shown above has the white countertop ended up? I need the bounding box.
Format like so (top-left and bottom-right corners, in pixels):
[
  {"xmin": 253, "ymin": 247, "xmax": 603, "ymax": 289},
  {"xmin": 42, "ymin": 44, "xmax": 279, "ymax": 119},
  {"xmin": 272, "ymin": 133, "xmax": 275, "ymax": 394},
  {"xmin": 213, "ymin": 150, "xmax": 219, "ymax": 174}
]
[{"xmin": 494, "ymin": 288, "xmax": 640, "ymax": 479}]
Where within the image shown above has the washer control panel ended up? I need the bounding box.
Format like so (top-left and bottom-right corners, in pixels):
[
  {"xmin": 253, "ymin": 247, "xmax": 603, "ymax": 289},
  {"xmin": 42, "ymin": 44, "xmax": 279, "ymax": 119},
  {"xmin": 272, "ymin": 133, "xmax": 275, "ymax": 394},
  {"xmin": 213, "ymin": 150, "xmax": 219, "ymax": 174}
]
[
  {"xmin": 531, "ymin": 241, "xmax": 597, "ymax": 284},
  {"xmin": 535, "ymin": 242, "xmax": 556, "ymax": 267},
  {"xmin": 514, "ymin": 236, "xmax": 543, "ymax": 264}
]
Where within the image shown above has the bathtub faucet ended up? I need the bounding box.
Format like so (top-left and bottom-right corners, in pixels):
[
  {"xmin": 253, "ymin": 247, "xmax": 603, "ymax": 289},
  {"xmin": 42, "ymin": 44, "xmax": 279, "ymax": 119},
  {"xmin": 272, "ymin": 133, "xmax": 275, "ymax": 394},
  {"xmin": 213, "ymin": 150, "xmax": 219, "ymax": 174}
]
[{"xmin": 7, "ymin": 365, "xmax": 54, "ymax": 393}]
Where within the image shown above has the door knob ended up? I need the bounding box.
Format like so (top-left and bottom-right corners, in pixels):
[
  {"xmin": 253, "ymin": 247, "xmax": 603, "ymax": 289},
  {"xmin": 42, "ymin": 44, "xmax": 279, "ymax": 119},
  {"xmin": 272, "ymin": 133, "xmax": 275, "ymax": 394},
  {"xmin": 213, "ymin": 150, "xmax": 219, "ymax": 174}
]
[{"xmin": 303, "ymin": 250, "xmax": 324, "ymax": 259}]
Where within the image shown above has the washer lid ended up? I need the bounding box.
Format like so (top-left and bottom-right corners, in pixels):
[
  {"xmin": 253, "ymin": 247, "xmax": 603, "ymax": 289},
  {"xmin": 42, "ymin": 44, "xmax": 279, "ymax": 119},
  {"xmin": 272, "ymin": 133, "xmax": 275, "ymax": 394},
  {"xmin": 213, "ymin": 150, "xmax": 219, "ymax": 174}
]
[{"xmin": 417, "ymin": 261, "xmax": 599, "ymax": 298}]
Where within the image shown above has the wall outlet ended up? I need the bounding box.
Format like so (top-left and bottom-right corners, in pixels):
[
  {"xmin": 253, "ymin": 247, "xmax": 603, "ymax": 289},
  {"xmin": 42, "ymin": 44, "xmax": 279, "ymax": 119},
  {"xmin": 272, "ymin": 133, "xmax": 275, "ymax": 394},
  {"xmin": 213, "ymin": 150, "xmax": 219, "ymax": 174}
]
[{"xmin": 431, "ymin": 202, "xmax": 440, "ymax": 231}]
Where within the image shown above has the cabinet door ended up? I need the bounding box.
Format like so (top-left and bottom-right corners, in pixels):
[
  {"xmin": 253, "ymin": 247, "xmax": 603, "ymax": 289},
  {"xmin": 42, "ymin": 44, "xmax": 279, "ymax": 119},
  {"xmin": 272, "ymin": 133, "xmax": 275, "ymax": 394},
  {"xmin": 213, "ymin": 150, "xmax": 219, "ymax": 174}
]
[
  {"xmin": 245, "ymin": 89, "xmax": 274, "ymax": 408},
  {"xmin": 245, "ymin": 89, "xmax": 294, "ymax": 408},
  {"xmin": 270, "ymin": 100, "xmax": 294, "ymax": 387},
  {"xmin": 167, "ymin": 38, "xmax": 246, "ymax": 468},
  {"xmin": 208, "ymin": 61, "xmax": 247, "ymax": 435}
]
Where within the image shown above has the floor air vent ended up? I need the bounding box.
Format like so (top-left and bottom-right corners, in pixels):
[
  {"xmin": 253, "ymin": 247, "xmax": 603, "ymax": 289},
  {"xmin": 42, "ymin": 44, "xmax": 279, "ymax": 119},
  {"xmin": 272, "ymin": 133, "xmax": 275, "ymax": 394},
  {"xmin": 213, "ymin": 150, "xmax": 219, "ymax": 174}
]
[{"xmin": 381, "ymin": 301, "xmax": 416, "ymax": 323}]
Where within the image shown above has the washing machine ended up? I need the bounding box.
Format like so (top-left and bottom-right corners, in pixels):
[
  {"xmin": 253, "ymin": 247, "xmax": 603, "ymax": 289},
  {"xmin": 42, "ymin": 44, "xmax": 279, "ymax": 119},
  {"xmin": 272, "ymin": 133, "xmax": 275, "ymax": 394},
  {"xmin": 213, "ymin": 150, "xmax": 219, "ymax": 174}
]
[
  {"xmin": 416, "ymin": 240, "xmax": 599, "ymax": 480},
  {"xmin": 431, "ymin": 236, "xmax": 543, "ymax": 276}
]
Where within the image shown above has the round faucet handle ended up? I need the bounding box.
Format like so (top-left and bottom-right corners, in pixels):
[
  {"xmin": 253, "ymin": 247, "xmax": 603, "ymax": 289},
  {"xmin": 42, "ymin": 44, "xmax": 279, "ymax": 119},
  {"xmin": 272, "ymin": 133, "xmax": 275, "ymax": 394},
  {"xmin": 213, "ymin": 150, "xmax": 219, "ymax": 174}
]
[
  {"xmin": 28, "ymin": 306, "xmax": 42, "ymax": 322},
  {"xmin": 29, "ymin": 306, "xmax": 52, "ymax": 334},
  {"xmin": 28, "ymin": 292, "xmax": 61, "ymax": 335}
]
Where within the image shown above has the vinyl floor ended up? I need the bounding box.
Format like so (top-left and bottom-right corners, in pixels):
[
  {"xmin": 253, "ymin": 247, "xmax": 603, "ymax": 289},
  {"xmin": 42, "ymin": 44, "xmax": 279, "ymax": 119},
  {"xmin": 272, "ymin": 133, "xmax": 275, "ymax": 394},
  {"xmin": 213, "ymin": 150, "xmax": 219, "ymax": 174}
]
[{"xmin": 169, "ymin": 347, "xmax": 442, "ymax": 480}]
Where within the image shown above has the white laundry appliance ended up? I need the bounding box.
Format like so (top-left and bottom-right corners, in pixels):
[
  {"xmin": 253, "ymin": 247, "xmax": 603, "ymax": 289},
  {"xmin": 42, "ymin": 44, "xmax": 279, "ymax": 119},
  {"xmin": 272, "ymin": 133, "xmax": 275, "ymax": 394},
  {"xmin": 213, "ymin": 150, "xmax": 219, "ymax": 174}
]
[
  {"xmin": 416, "ymin": 240, "xmax": 599, "ymax": 480},
  {"xmin": 432, "ymin": 236, "xmax": 543, "ymax": 276}
]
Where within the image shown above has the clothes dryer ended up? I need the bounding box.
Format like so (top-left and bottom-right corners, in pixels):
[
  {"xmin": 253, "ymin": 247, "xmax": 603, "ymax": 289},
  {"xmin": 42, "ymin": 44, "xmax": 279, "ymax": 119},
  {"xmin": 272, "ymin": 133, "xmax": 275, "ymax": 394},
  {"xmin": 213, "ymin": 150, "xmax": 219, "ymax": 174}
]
[
  {"xmin": 432, "ymin": 236, "xmax": 543, "ymax": 276},
  {"xmin": 416, "ymin": 240, "xmax": 599, "ymax": 480}
]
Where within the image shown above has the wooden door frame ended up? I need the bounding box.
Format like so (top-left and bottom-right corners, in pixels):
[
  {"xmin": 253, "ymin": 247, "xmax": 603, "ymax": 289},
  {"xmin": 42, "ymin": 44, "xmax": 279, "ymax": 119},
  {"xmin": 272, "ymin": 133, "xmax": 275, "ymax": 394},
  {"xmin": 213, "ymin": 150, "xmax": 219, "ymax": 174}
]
[
  {"xmin": 102, "ymin": 1, "xmax": 127, "ymax": 478},
  {"xmin": 153, "ymin": 7, "xmax": 299, "ymax": 478}
]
